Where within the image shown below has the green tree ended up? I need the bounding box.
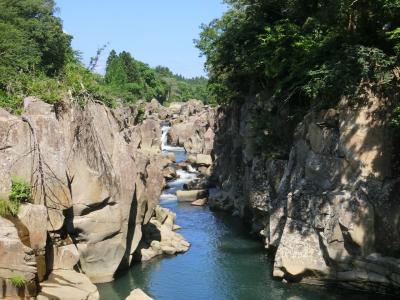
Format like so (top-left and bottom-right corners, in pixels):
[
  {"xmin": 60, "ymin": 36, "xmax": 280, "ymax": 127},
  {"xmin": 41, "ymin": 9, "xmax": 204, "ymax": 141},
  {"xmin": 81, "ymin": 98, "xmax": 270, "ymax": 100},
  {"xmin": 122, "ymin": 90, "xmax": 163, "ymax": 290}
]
[
  {"xmin": 0, "ymin": 0, "xmax": 72, "ymax": 75},
  {"xmin": 196, "ymin": 0, "xmax": 400, "ymax": 105},
  {"xmin": 103, "ymin": 50, "xmax": 208, "ymax": 104}
]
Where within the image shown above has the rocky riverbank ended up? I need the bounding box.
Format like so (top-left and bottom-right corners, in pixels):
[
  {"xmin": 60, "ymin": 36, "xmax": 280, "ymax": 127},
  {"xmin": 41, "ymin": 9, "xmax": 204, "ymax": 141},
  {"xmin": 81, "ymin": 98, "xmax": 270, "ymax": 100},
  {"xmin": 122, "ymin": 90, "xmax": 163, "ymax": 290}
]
[{"xmin": 0, "ymin": 97, "xmax": 196, "ymax": 299}]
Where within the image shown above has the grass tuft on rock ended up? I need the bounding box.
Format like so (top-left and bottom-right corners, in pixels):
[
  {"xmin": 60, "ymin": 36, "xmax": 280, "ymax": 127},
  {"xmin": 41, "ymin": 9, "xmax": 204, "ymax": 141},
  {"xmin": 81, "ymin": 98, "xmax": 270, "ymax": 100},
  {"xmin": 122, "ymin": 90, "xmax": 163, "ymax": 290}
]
[
  {"xmin": 10, "ymin": 276, "xmax": 26, "ymax": 288},
  {"xmin": 0, "ymin": 199, "xmax": 19, "ymax": 217}
]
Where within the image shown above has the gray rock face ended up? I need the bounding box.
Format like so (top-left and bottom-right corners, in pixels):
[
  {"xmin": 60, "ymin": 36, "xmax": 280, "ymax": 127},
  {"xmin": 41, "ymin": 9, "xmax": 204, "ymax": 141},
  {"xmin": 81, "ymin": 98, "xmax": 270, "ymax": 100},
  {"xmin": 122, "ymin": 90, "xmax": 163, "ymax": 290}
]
[
  {"xmin": 0, "ymin": 97, "xmax": 168, "ymax": 296},
  {"xmin": 212, "ymin": 88, "xmax": 400, "ymax": 293},
  {"xmin": 17, "ymin": 203, "xmax": 48, "ymax": 281}
]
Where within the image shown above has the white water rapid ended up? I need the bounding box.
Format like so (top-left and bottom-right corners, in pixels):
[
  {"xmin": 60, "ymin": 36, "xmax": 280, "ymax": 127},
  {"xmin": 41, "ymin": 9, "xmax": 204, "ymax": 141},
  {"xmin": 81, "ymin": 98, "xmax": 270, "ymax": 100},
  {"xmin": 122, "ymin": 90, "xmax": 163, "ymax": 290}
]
[{"xmin": 160, "ymin": 125, "xmax": 199, "ymax": 203}]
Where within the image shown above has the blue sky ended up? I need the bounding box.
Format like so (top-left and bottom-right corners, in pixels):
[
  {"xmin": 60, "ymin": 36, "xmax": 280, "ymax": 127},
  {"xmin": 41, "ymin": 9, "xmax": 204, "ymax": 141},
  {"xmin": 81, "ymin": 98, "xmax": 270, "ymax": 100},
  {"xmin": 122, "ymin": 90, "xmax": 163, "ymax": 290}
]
[{"xmin": 56, "ymin": 1, "xmax": 228, "ymax": 78}]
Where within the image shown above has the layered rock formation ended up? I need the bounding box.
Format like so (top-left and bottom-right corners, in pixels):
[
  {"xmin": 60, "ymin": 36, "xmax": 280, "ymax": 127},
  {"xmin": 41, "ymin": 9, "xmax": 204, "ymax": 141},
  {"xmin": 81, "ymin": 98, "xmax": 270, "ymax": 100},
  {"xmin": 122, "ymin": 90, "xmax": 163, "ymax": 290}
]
[
  {"xmin": 210, "ymin": 86, "xmax": 400, "ymax": 293},
  {"xmin": 0, "ymin": 97, "xmax": 169, "ymax": 298}
]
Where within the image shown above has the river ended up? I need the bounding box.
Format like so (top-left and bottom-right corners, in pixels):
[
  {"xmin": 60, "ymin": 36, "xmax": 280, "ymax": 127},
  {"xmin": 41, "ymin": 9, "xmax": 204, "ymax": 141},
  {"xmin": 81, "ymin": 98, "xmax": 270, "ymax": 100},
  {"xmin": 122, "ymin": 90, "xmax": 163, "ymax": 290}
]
[{"xmin": 97, "ymin": 126, "xmax": 389, "ymax": 300}]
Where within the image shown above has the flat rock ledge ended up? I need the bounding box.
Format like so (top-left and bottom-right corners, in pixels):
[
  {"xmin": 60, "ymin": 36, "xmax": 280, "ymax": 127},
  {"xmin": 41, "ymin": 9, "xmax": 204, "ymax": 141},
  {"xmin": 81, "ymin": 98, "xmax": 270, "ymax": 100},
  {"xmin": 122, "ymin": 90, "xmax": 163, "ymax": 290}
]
[{"xmin": 37, "ymin": 270, "xmax": 99, "ymax": 300}]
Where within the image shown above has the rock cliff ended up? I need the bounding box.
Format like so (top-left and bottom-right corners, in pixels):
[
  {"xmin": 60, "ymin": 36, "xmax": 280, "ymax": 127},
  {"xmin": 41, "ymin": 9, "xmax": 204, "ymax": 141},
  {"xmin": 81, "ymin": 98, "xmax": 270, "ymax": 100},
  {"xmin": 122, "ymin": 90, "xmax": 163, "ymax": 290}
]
[
  {"xmin": 0, "ymin": 97, "xmax": 169, "ymax": 298},
  {"xmin": 210, "ymin": 86, "xmax": 400, "ymax": 294}
]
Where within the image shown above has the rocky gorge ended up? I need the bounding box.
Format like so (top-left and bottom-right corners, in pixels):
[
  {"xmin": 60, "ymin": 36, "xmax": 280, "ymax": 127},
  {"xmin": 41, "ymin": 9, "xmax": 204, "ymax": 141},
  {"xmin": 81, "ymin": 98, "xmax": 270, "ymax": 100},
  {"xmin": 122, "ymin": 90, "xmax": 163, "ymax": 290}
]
[
  {"xmin": 146, "ymin": 90, "xmax": 400, "ymax": 296},
  {"xmin": 0, "ymin": 90, "xmax": 399, "ymax": 299}
]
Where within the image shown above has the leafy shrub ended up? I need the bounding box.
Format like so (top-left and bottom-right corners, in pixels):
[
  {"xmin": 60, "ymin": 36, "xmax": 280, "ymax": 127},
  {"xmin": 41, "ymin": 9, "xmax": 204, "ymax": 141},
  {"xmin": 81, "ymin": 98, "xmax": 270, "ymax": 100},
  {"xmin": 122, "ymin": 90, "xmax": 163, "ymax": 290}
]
[
  {"xmin": 10, "ymin": 276, "xmax": 26, "ymax": 288},
  {"xmin": 136, "ymin": 105, "xmax": 146, "ymax": 123},
  {"xmin": 9, "ymin": 177, "xmax": 31, "ymax": 204},
  {"xmin": 0, "ymin": 90, "xmax": 23, "ymax": 114},
  {"xmin": 304, "ymin": 46, "xmax": 395, "ymax": 108}
]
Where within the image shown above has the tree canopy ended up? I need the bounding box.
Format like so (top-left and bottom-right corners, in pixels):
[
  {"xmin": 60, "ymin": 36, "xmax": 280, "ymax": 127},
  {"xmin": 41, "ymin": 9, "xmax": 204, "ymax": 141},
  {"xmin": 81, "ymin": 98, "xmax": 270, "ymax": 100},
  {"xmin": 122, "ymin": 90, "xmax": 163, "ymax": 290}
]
[
  {"xmin": 104, "ymin": 50, "xmax": 210, "ymax": 104},
  {"xmin": 0, "ymin": 0, "xmax": 72, "ymax": 79},
  {"xmin": 196, "ymin": 0, "xmax": 400, "ymax": 106}
]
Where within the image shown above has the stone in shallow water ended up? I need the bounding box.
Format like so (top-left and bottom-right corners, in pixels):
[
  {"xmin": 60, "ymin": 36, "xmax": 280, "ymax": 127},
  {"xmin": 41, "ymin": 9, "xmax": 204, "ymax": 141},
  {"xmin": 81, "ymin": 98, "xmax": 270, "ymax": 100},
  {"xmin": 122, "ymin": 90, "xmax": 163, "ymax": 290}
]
[
  {"xmin": 126, "ymin": 288, "xmax": 154, "ymax": 300},
  {"xmin": 176, "ymin": 190, "xmax": 208, "ymax": 202},
  {"xmin": 191, "ymin": 198, "xmax": 208, "ymax": 206}
]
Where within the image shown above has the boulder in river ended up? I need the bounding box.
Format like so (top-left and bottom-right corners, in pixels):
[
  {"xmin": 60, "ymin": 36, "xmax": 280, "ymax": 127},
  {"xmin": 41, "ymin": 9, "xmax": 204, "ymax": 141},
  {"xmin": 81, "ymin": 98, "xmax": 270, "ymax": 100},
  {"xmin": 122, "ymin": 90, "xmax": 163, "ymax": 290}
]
[
  {"xmin": 137, "ymin": 206, "xmax": 190, "ymax": 262},
  {"xmin": 194, "ymin": 154, "xmax": 213, "ymax": 166},
  {"xmin": 176, "ymin": 190, "xmax": 208, "ymax": 202},
  {"xmin": 162, "ymin": 165, "xmax": 177, "ymax": 180},
  {"xmin": 191, "ymin": 198, "xmax": 208, "ymax": 206}
]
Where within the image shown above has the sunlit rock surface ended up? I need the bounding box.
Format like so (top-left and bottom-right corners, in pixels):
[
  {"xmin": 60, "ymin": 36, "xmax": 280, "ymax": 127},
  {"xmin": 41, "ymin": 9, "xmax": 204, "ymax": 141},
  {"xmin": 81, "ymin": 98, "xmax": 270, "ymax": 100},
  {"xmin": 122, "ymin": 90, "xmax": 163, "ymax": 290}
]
[{"xmin": 0, "ymin": 97, "xmax": 168, "ymax": 297}]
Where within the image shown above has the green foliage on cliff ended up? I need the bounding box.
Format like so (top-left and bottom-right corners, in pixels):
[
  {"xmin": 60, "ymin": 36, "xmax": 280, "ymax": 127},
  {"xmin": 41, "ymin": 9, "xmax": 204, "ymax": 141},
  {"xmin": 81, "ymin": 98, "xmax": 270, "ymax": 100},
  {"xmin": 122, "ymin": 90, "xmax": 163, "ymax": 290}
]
[
  {"xmin": 0, "ymin": 0, "xmax": 72, "ymax": 79},
  {"xmin": 135, "ymin": 104, "xmax": 146, "ymax": 123},
  {"xmin": 0, "ymin": 0, "xmax": 78, "ymax": 111},
  {"xmin": 197, "ymin": 0, "xmax": 400, "ymax": 105}
]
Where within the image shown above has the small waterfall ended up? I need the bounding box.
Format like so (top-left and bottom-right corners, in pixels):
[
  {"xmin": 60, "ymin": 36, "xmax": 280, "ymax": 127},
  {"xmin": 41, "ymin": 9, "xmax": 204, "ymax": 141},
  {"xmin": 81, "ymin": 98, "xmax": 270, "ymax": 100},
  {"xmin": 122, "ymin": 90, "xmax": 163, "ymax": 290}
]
[
  {"xmin": 161, "ymin": 126, "xmax": 170, "ymax": 151},
  {"xmin": 160, "ymin": 125, "xmax": 199, "ymax": 203},
  {"xmin": 161, "ymin": 125, "xmax": 186, "ymax": 152}
]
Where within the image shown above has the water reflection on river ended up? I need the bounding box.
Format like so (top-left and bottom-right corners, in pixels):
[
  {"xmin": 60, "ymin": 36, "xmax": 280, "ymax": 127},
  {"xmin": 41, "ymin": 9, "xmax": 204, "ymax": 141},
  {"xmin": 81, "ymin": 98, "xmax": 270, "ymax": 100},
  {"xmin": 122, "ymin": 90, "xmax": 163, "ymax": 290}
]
[{"xmin": 98, "ymin": 199, "xmax": 391, "ymax": 300}]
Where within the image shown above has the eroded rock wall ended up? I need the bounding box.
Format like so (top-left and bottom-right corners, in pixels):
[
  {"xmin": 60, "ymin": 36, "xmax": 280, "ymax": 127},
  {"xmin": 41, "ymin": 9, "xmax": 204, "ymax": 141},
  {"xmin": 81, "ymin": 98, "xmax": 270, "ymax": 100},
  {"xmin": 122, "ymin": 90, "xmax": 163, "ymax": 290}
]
[
  {"xmin": 0, "ymin": 97, "xmax": 167, "ymax": 297},
  {"xmin": 211, "ymin": 87, "xmax": 400, "ymax": 293}
]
